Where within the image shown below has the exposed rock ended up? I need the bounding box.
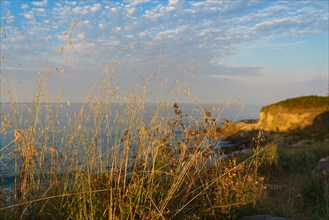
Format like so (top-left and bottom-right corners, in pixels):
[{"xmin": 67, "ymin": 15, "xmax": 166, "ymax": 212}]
[
  {"xmin": 236, "ymin": 120, "xmax": 258, "ymax": 131},
  {"xmin": 259, "ymin": 111, "xmax": 314, "ymax": 132},
  {"xmin": 291, "ymin": 139, "xmax": 313, "ymax": 148},
  {"xmin": 216, "ymin": 96, "xmax": 328, "ymax": 153},
  {"xmin": 268, "ymin": 134, "xmax": 289, "ymax": 147},
  {"xmin": 313, "ymin": 156, "xmax": 329, "ymax": 198},
  {"xmin": 223, "ymin": 120, "xmax": 259, "ymax": 143},
  {"xmin": 257, "ymin": 96, "xmax": 329, "ymax": 132}
]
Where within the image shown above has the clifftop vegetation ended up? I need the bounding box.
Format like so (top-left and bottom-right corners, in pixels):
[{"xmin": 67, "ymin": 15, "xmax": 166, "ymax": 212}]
[{"xmin": 261, "ymin": 96, "xmax": 329, "ymax": 113}]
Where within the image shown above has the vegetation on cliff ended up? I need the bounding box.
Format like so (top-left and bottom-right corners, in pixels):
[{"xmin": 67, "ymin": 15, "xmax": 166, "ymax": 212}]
[
  {"xmin": 261, "ymin": 96, "xmax": 329, "ymax": 113},
  {"xmin": 258, "ymin": 96, "xmax": 329, "ymax": 132},
  {"xmin": 224, "ymin": 95, "xmax": 329, "ymax": 219}
]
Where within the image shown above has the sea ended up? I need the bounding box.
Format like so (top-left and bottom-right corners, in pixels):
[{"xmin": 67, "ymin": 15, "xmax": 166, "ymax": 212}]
[{"xmin": 0, "ymin": 102, "xmax": 261, "ymax": 187}]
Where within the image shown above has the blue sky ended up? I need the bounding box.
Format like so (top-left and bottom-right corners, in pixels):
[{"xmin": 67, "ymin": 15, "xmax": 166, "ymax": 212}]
[{"xmin": 1, "ymin": 0, "xmax": 328, "ymax": 105}]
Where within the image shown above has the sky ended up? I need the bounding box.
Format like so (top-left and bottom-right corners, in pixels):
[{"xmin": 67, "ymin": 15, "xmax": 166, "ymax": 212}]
[{"xmin": 0, "ymin": 0, "xmax": 328, "ymax": 105}]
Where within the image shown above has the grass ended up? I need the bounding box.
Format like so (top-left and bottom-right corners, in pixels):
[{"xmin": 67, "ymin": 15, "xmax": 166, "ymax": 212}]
[
  {"xmin": 1, "ymin": 57, "xmax": 327, "ymax": 220},
  {"xmin": 0, "ymin": 81, "xmax": 267, "ymax": 219},
  {"xmin": 1, "ymin": 19, "xmax": 266, "ymax": 217},
  {"xmin": 261, "ymin": 95, "xmax": 329, "ymax": 113},
  {"xmin": 249, "ymin": 140, "xmax": 329, "ymax": 219},
  {"xmin": 2, "ymin": 10, "xmax": 326, "ymax": 219}
]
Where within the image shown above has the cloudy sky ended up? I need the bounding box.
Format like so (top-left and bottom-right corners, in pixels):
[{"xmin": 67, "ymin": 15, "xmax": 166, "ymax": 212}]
[{"xmin": 1, "ymin": 0, "xmax": 328, "ymax": 105}]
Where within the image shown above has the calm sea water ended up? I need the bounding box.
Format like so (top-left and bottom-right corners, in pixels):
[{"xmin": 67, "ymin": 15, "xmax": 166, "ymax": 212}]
[
  {"xmin": 0, "ymin": 103, "xmax": 260, "ymax": 180},
  {"xmin": 0, "ymin": 102, "xmax": 260, "ymax": 127}
]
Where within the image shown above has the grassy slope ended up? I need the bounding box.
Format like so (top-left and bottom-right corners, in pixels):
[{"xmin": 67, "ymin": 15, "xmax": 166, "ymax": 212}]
[
  {"xmin": 261, "ymin": 96, "xmax": 329, "ymax": 113},
  {"xmin": 237, "ymin": 136, "xmax": 329, "ymax": 219},
  {"xmin": 235, "ymin": 96, "xmax": 329, "ymax": 218}
]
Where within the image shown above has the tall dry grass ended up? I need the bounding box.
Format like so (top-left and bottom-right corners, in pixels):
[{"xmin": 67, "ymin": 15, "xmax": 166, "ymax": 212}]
[
  {"xmin": 0, "ymin": 10, "xmax": 266, "ymax": 219},
  {"xmin": 1, "ymin": 81, "xmax": 266, "ymax": 218},
  {"xmin": 0, "ymin": 73, "xmax": 266, "ymax": 219}
]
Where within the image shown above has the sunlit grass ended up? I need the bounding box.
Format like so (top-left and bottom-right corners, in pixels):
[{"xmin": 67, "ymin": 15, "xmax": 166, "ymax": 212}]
[
  {"xmin": 0, "ymin": 67, "xmax": 268, "ymax": 219},
  {"xmin": 0, "ymin": 11, "xmax": 267, "ymax": 219}
]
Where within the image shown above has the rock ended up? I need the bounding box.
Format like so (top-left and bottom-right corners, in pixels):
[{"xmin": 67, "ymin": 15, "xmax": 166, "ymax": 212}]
[
  {"xmin": 257, "ymin": 96, "xmax": 329, "ymax": 132},
  {"xmin": 235, "ymin": 120, "xmax": 258, "ymax": 131},
  {"xmin": 310, "ymin": 111, "xmax": 329, "ymax": 132},
  {"xmin": 239, "ymin": 215, "xmax": 288, "ymax": 220},
  {"xmin": 269, "ymin": 135, "xmax": 288, "ymax": 147},
  {"xmin": 218, "ymin": 96, "xmax": 328, "ymax": 151},
  {"xmin": 313, "ymin": 156, "xmax": 329, "ymax": 198},
  {"xmin": 291, "ymin": 139, "xmax": 312, "ymax": 148}
]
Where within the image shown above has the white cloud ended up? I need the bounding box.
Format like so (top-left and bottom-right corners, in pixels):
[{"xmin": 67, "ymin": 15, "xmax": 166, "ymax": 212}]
[
  {"xmin": 144, "ymin": 11, "xmax": 158, "ymax": 19},
  {"xmin": 144, "ymin": 7, "xmax": 162, "ymax": 19},
  {"xmin": 125, "ymin": 0, "xmax": 151, "ymax": 5},
  {"xmin": 113, "ymin": 27, "xmax": 121, "ymax": 32},
  {"xmin": 205, "ymin": 0, "xmax": 222, "ymax": 5},
  {"xmin": 265, "ymin": 5, "xmax": 289, "ymax": 13},
  {"xmin": 67, "ymin": 42, "xmax": 99, "ymax": 58},
  {"xmin": 21, "ymin": 4, "xmax": 29, "ymax": 9},
  {"xmin": 155, "ymin": 28, "xmax": 182, "ymax": 40},
  {"xmin": 127, "ymin": 7, "xmax": 136, "ymax": 15},
  {"xmin": 139, "ymin": 31, "xmax": 147, "ymax": 37},
  {"xmin": 3, "ymin": 0, "xmax": 328, "ymax": 103},
  {"xmin": 192, "ymin": 2, "xmax": 205, "ymax": 8},
  {"xmin": 90, "ymin": 3, "xmax": 102, "ymax": 13},
  {"xmin": 255, "ymin": 17, "xmax": 301, "ymax": 30},
  {"xmin": 33, "ymin": 8, "xmax": 46, "ymax": 13},
  {"xmin": 98, "ymin": 23, "xmax": 105, "ymax": 30},
  {"xmin": 247, "ymin": 41, "xmax": 306, "ymax": 50},
  {"xmin": 205, "ymin": 64, "xmax": 264, "ymax": 76},
  {"xmin": 198, "ymin": 28, "xmax": 221, "ymax": 36},
  {"xmin": 72, "ymin": 6, "xmax": 90, "ymax": 16},
  {"xmin": 169, "ymin": 0, "xmax": 179, "ymax": 6},
  {"xmin": 1, "ymin": 66, "xmax": 41, "ymax": 71},
  {"xmin": 32, "ymin": 0, "xmax": 47, "ymax": 7},
  {"xmin": 77, "ymin": 33, "xmax": 86, "ymax": 41},
  {"xmin": 162, "ymin": 6, "xmax": 175, "ymax": 13},
  {"xmin": 22, "ymin": 11, "xmax": 34, "ymax": 19}
]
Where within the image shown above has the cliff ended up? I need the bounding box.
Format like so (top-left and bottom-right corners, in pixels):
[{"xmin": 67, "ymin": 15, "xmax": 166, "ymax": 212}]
[{"xmin": 258, "ymin": 96, "xmax": 329, "ymax": 132}]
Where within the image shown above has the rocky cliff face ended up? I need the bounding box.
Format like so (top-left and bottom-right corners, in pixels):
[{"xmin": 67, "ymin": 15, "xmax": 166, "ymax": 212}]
[{"xmin": 257, "ymin": 96, "xmax": 329, "ymax": 132}]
